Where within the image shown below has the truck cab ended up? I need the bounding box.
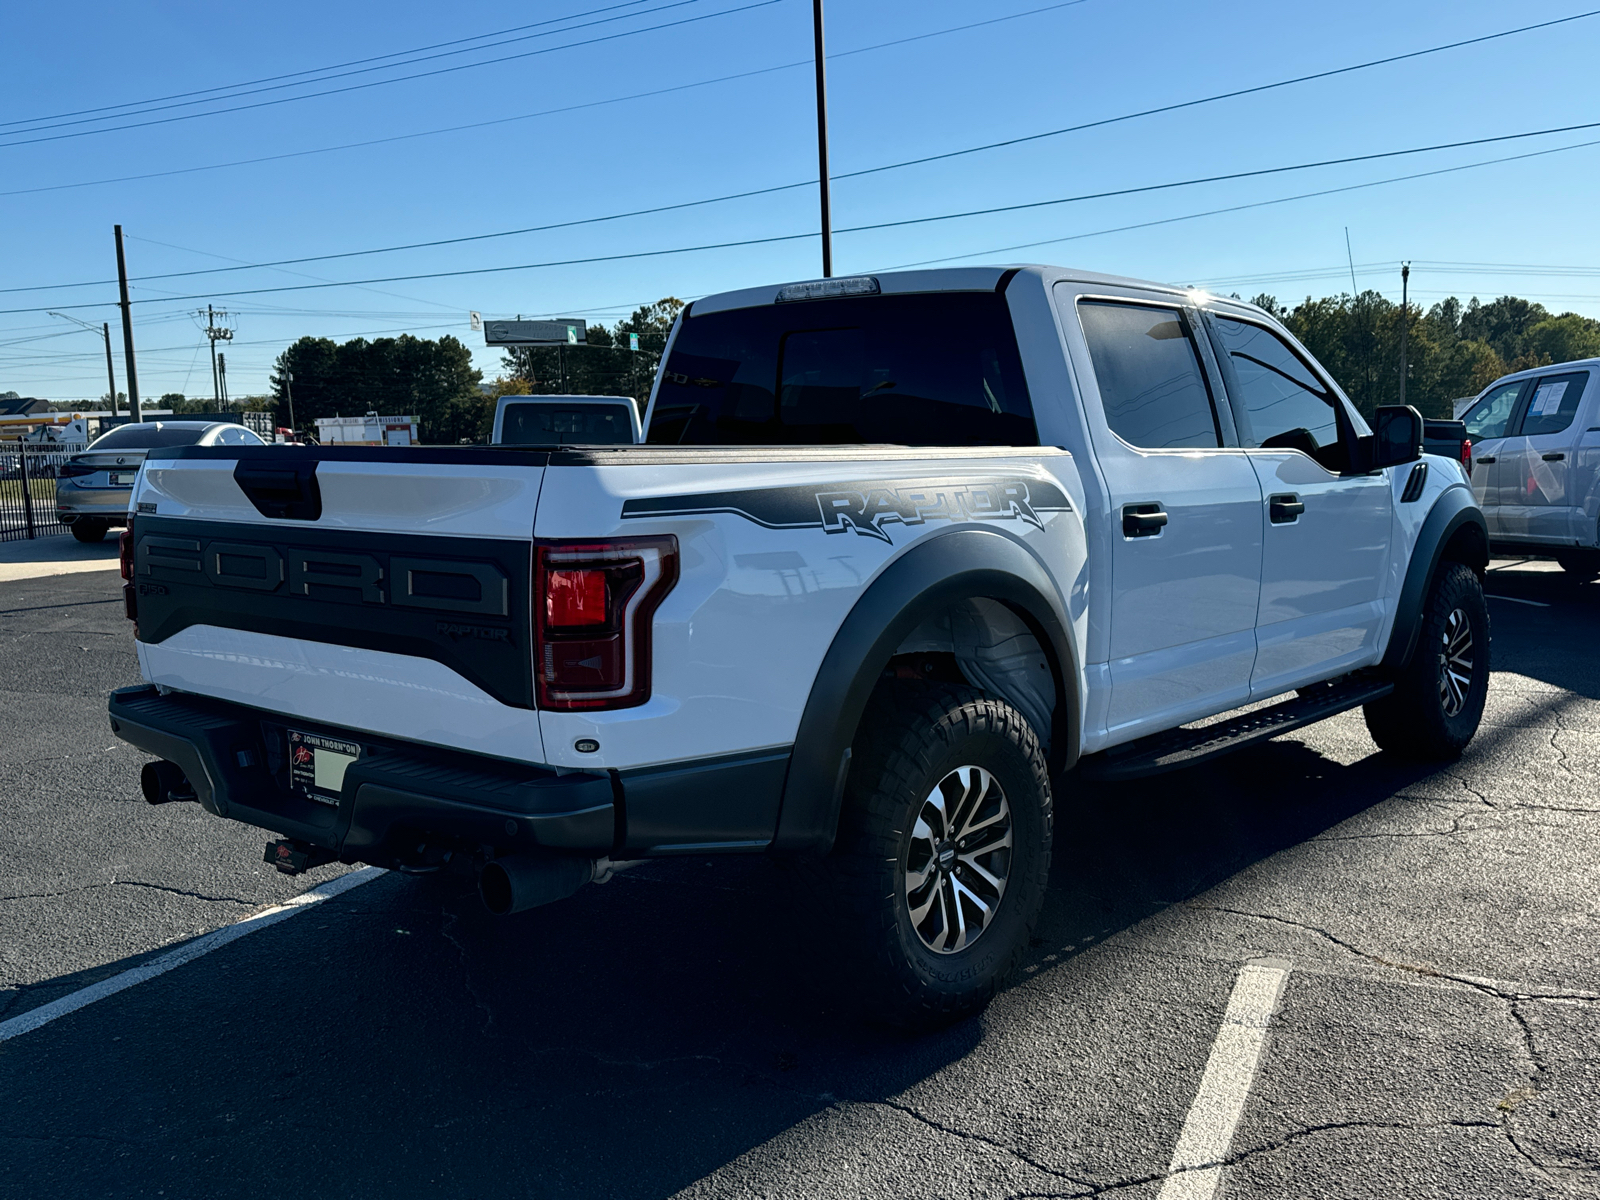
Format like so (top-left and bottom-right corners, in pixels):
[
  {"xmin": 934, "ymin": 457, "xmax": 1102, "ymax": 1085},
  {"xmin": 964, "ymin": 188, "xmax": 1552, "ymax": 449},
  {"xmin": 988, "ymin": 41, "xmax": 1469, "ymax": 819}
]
[{"xmin": 491, "ymin": 395, "xmax": 641, "ymax": 446}]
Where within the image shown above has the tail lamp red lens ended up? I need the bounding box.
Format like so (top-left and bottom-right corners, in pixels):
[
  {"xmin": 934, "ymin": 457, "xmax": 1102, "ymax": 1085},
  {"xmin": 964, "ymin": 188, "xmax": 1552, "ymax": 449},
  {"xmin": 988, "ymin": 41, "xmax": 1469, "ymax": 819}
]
[
  {"xmin": 119, "ymin": 519, "xmax": 137, "ymax": 623},
  {"xmin": 1461, "ymin": 438, "xmax": 1472, "ymax": 472},
  {"xmin": 533, "ymin": 536, "xmax": 678, "ymax": 711}
]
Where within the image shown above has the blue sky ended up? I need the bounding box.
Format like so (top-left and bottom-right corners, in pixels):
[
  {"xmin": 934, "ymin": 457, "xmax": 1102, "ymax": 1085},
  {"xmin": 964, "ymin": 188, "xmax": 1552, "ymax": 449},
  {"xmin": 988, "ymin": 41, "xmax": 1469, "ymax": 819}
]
[{"xmin": 4, "ymin": 0, "xmax": 1599, "ymax": 403}]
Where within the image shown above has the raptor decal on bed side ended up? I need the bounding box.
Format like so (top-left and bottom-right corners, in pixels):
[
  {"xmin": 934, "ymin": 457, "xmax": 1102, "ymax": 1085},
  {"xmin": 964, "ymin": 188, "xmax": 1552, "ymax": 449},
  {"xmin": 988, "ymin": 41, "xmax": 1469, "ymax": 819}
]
[{"xmin": 620, "ymin": 477, "xmax": 1071, "ymax": 544}]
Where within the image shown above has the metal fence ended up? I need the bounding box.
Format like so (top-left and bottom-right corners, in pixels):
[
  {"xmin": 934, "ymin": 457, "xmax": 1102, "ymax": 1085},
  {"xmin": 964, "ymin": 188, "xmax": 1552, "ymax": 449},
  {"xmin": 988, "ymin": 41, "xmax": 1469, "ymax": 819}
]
[{"xmin": 0, "ymin": 445, "xmax": 78, "ymax": 541}]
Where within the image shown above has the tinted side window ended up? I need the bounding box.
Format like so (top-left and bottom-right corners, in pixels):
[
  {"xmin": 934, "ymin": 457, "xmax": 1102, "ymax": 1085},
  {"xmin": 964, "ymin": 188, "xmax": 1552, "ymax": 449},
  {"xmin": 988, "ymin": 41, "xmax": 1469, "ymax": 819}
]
[
  {"xmin": 1210, "ymin": 315, "xmax": 1338, "ymax": 453},
  {"xmin": 1077, "ymin": 300, "xmax": 1219, "ymax": 449},
  {"xmin": 1515, "ymin": 372, "xmax": 1589, "ymax": 438},
  {"xmin": 1463, "ymin": 381, "xmax": 1524, "ymax": 441},
  {"xmin": 648, "ymin": 292, "xmax": 1036, "ymax": 446},
  {"xmin": 501, "ymin": 403, "xmax": 634, "ymax": 446}
]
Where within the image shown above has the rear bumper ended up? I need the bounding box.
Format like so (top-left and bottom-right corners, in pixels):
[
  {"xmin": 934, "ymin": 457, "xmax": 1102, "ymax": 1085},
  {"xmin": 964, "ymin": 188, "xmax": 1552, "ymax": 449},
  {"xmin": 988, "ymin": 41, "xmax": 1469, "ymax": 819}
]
[
  {"xmin": 107, "ymin": 686, "xmax": 616, "ymax": 865},
  {"xmin": 55, "ymin": 490, "xmax": 131, "ymax": 522}
]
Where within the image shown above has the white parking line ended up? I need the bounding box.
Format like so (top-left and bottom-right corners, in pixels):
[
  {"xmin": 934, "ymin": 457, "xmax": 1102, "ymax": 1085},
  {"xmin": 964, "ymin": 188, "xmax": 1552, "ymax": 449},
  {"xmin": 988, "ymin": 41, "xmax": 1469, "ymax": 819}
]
[
  {"xmin": 1486, "ymin": 594, "xmax": 1550, "ymax": 607},
  {"xmin": 0, "ymin": 867, "xmax": 386, "ymax": 1044},
  {"xmin": 1156, "ymin": 958, "xmax": 1292, "ymax": 1200}
]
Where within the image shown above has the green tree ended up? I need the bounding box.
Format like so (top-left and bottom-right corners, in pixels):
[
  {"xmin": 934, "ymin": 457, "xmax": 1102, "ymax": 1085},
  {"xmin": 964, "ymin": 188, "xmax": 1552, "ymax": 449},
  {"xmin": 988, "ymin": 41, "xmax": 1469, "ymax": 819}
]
[
  {"xmin": 1525, "ymin": 313, "xmax": 1600, "ymax": 366},
  {"xmin": 500, "ymin": 298, "xmax": 684, "ymax": 405},
  {"xmin": 269, "ymin": 334, "xmax": 485, "ymax": 443}
]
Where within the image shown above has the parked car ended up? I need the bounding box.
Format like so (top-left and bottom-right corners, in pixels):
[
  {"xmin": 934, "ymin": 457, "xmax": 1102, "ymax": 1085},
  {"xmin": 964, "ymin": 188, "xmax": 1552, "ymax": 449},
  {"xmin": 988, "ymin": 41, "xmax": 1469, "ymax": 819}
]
[
  {"xmin": 109, "ymin": 266, "xmax": 1487, "ymax": 1027},
  {"xmin": 491, "ymin": 394, "xmax": 641, "ymax": 446},
  {"xmin": 1458, "ymin": 358, "xmax": 1600, "ymax": 578},
  {"xmin": 55, "ymin": 420, "xmax": 264, "ymax": 542}
]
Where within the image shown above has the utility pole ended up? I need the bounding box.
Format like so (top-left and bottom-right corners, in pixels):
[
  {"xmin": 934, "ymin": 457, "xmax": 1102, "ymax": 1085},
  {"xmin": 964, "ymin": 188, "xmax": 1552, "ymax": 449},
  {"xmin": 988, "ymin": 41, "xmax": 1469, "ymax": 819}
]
[
  {"xmin": 114, "ymin": 224, "xmax": 142, "ymax": 421},
  {"xmin": 103, "ymin": 324, "xmax": 118, "ymax": 418},
  {"xmin": 48, "ymin": 311, "xmax": 119, "ymax": 418},
  {"xmin": 1399, "ymin": 262, "xmax": 1410, "ymax": 409},
  {"xmin": 202, "ymin": 305, "xmax": 234, "ymax": 407},
  {"xmin": 218, "ymin": 352, "xmax": 229, "ymax": 406},
  {"xmin": 285, "ymin": 370, "xmax": 296, "ymax": 436},
  {"xmin": 812, "ymin": 0, "xmax": 833, "ymax": 278}
]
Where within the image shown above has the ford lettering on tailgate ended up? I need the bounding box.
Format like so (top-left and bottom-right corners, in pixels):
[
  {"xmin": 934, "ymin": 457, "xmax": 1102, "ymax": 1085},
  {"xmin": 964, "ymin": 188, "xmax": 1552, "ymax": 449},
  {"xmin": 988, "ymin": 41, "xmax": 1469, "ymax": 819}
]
[{"xmin": 130, "ymin": 517, "xmax": 531, "ymax": 708}]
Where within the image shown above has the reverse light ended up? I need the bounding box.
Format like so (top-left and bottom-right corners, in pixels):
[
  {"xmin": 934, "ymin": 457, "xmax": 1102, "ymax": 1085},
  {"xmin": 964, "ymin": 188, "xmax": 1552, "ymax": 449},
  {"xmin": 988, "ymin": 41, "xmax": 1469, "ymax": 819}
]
[
  {"xmin": 533, "ymin": 536, "xmax": 678, "ymax": 711},
  {"xmin": 775, "ymin": 275, "xmax": 879, "ymax": 303}
]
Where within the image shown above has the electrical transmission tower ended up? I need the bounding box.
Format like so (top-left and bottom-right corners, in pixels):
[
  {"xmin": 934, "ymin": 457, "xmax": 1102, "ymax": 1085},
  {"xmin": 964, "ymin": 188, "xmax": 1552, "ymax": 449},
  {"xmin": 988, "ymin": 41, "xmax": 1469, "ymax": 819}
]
[{"xmin": 200, "ymin": 305, "xmax": 235, "ymax": 407}]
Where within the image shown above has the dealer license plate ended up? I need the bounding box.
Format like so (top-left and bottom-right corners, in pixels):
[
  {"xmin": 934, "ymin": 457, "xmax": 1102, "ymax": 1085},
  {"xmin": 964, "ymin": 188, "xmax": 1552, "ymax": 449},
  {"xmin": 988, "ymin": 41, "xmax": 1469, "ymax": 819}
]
[
  {"xmin": 110, "ymin": 472, "xmax": 135, "ymax": 486},
  {"xmin": 287, "ymin": 730, "xmax": 360, "ymax": 807}
]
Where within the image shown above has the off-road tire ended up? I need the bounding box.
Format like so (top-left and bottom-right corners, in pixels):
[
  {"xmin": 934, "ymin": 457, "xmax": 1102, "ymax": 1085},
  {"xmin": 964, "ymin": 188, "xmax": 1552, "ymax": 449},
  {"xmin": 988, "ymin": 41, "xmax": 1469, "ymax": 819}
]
[
  {"xmin": 811, "ymin": 682, "xmax": 1052, "ymax": 1030},
  {"xmin": 1555, "ymin": 550, "xmax": 1600, "ymax": 582},
  {"xmin": 1364, "ymin": 562, "xmax": 1490, "ymax": 759},
  {"xmin": 70, "ymin": 519, "xmax": 108, "ymax": 543}
]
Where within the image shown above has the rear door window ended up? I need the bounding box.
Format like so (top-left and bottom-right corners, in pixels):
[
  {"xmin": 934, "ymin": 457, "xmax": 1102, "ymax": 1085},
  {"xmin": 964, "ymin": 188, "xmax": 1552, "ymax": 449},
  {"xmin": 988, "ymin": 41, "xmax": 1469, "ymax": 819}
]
[
  {"xmin": 648, "ymin": 292, "xmax": 1036, "ymax": 446},
  {"xmin": 1462, "ymin": 381, "xmax": 1524, "ymax": 441},
  {"xmin": 1513, "ymin": 372, "xmax": 1589, "ymax": 438},
  {"xmin": 1076, "ymin": 300, "xmax": 1220, "ymax": 449}
]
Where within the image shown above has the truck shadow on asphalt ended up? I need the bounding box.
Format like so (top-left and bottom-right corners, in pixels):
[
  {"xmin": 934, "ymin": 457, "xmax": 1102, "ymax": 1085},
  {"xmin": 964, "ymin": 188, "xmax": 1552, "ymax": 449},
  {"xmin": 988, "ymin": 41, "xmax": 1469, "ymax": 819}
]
[
  {"xmin": 3, "ymin": 572, "xmax": 1588, "ymax": 1198},
  {"xmin": 2, "ymin": 743, "xmax": 1472, "ymax": 1199}
]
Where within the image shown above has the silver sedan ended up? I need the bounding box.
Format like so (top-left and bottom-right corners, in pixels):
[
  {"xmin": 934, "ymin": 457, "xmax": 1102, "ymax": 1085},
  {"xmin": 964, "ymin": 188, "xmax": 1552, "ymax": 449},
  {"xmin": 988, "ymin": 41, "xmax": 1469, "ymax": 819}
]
[{"xmin": 55, "ymin": 420, "xmax": 265, "ymax": 542}]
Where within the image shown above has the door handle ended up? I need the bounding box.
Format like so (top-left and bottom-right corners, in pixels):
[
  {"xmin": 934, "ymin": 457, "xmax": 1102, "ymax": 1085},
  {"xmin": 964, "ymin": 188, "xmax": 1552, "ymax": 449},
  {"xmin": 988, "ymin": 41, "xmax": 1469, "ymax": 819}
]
[
  {"xmin": 1269, "ymin": 493, "xmax": 1305, "ymax": 524},
  {"xmin": 1122, "ymin": 503, "xmax": 1168, "ymax": 538},
  {"xmin": 1475, "ymin": 456, "xmax": 1496, "ymax": 465},
  {"xmin": 1542, "ymin": 452, "xmax": 1565, "ymax": 461}
]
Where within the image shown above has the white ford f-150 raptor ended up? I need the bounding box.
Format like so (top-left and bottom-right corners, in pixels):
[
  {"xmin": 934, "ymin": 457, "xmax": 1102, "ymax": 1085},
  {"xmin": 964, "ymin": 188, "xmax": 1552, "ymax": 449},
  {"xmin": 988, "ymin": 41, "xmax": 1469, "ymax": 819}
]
[{"xmin": 109, "ymin": 265, "xmax": 1490, "ymax": 1026}]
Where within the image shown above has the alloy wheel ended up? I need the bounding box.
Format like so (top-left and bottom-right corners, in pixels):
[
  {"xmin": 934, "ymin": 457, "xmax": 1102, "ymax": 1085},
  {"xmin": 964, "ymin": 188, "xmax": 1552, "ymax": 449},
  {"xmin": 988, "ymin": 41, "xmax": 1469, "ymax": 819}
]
[
  {"xmin": 904, "ymin": 765, "xmax": 1013, "ymax": 954},
  {"xmin": 1437, "ymin": 607, "xmax": 1474, "ymax": 718}
]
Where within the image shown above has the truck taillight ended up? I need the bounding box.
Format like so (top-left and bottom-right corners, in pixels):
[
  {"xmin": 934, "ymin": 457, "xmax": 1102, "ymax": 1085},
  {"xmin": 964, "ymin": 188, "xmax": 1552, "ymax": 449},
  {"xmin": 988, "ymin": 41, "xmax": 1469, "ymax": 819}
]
[
  {"xmin": 533, "ymin": 536, "xmax": 678, "ymax": 711},
  {"xmin": 1461, "ymin": 439, "xmax": 1472, "ymax": 472},
  {"xmin": 120, "ymin": 519, "xmax": 137, "ymax": 622}
]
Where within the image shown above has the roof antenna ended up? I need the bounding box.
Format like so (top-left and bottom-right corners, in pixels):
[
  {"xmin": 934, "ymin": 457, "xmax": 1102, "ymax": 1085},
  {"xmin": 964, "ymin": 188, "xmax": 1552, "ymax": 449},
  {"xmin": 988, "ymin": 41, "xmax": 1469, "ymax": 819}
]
[{"xmin": 1344, "ymin": 227, "xmax": 1359, "ymax": 299}]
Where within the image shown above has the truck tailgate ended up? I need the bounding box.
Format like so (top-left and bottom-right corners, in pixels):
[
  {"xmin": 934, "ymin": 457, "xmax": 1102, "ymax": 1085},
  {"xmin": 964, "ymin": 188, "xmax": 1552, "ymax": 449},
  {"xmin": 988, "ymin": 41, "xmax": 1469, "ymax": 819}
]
[{"xmin": 130, "ymin": 447, "xmax": 547, "ymax": 761}]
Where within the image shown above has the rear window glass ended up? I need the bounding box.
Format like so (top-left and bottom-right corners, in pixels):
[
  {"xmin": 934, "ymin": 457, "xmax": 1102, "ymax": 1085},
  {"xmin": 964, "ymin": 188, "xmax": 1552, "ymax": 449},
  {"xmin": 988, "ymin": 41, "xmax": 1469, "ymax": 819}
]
[
  {"xmin": 500, "ymin": 403, "xmax": 635, "ymax": 446},
  {"xmin": 87, "ymin": 422, "xmax": 213, "ymax": 450},
  {"xmin": 647, "ymin": 292, "xmax": 1037, "ymax": 446}
]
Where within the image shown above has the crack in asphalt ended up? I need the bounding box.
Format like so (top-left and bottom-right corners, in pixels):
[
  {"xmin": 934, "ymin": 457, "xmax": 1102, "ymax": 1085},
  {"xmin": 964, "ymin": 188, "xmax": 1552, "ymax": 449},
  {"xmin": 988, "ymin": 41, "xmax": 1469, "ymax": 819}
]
[
  {"xmin": 1191, "ymin": 905, "xmax": 1600, "ymax": 1003},
  {"xmin": 870, "ymin": 1099, "xmax": 1097, "ymax": 1193},
  {"xmin": 0, "ymin": 879, "xmax": 255, "ymax": 906},
  {"xmin": 1314, "ymin": 815, "xmax": 1467, "ymax": 842},
  {"xmin": 999, "ymin": 1118, "xmax": 1526, "ymax": 1199},
  {"xmin": 1190, "ymin": 905, "xmax": 1600, "ymax": 1184},
  {"xmin": 438, "ymin": 907, "xmax": 495, "ymax": 1037}
]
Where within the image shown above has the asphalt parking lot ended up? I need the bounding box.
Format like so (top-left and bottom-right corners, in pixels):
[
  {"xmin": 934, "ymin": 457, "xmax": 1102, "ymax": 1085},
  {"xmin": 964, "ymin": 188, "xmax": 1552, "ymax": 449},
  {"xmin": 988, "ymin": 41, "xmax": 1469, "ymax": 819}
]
[{"xmin": 1, "ymin": 554, "xmax": 1596, "ymax": 1199}]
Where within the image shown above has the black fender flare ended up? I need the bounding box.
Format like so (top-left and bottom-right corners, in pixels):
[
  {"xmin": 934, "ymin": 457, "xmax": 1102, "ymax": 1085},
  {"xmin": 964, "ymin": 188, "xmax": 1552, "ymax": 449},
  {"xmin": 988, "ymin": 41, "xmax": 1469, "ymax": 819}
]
[
  {"xmin": 1381, "ymin": 484, "xmax": 1489, "ymax": 674},
  {"xmin": 770, "ymin": 527, "xmax": 1080, "ymax": 855}
]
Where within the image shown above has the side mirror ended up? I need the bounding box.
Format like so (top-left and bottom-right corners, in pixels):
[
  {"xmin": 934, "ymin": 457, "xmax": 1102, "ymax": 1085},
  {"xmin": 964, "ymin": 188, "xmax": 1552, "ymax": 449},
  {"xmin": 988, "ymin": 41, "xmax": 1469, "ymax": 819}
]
[{"xmin": 1369, "ymin": 405, "xmax": 1422, "ymax": 469}]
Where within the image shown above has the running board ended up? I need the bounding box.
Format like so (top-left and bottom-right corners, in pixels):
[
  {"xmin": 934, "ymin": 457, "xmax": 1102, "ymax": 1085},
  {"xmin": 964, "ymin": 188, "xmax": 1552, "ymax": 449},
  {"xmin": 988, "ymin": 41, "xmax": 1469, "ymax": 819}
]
[{"xmin": 1077, "ymin": 675, "xmax": 1395, "ymax": 781}]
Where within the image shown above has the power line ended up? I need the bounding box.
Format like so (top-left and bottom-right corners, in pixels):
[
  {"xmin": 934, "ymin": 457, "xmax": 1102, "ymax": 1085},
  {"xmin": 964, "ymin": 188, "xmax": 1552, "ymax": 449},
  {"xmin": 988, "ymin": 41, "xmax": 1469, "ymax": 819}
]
[
  {"xmin": 870, "ymin": 136, "xmax": 1600, "ymax": 274},
  {"xmin": 0, "ymin": 0, "xmax": 656, "ymax": 131},
  {"xmin": 1, "ymin": 5, "xmax": 1583, "ymax": 299},
  {"xmin": 9, "ymin": 117, "xmax": 1600, "ymax": 313},
  {"xmin": 4, "ymin": 0, "xmax": 1552, "ymax": 208},
  {"xmin": 13, "ymin": 134, "xmax": 1600, "ymax": 322},
  {"xmin": 0, "ymin": 0, "xmax": 782, "ymax": 150},
  {"xmin": 4, "ymin": 0, "xmax": 708, "ymax": 139}
]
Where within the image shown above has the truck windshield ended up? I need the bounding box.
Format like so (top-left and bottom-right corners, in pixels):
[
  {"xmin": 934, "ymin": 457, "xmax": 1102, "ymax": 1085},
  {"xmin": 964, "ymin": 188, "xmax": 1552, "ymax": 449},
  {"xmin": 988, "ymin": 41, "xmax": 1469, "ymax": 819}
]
[
  {"xmin": 500, "ymin": 403, "xmax": 634, "ymax": 446},
  {"xmin": 648, "ymin": 291, "xmax": 1037, "ymax": 446}
]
